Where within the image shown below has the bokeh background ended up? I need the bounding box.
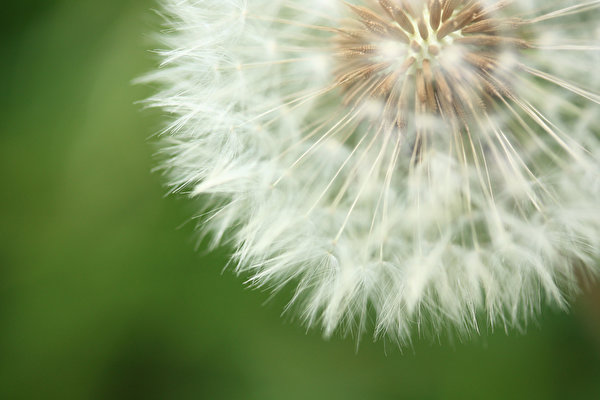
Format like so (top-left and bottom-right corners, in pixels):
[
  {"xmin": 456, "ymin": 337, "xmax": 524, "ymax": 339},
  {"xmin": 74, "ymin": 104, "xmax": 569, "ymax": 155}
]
[{"xmin": 1, "ymin": 1, "xmax": 599, "ymax": 399}]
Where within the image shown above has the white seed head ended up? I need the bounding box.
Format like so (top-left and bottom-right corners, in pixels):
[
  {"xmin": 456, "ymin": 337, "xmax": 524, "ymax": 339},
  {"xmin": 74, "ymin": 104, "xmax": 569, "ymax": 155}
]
[{"xmin": 144, "ymin": 0, "xmax": 600, "ymax": 344}]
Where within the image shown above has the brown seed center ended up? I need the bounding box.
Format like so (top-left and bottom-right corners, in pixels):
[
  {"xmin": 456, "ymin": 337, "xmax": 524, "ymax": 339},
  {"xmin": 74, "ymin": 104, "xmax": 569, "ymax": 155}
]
[{"xmin": 334, "ymin": 0, "xmax": 527, "ymax": 129}]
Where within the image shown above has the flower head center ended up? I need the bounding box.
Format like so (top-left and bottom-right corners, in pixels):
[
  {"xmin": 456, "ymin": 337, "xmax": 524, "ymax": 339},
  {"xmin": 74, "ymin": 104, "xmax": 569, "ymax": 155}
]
[{"xmin": 334, "ymin": 0, "xmax": 527, "ymax": 129}]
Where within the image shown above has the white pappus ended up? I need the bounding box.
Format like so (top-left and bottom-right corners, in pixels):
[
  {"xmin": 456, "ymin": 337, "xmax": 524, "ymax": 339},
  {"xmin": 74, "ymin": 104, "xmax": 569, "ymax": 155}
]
[{"xmin": 142, "ymin": 0, "xmax": 600, "ymax": 344}]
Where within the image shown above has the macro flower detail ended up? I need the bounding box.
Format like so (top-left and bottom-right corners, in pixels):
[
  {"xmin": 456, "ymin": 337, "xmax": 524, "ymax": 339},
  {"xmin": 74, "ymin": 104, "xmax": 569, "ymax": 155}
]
[
  {"xmin": 334, "ymin": 0, "xmax": 529, "ymax": 131},
  {"xmin": 145, "ymin": 0, "xmax": 600, "ymax": 343}
]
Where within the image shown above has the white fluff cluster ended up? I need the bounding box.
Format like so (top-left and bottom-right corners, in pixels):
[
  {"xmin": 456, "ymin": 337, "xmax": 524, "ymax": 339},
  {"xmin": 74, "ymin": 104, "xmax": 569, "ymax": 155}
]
[{"xmin": 144, "ymin": 0, "xmax": 600, "ymax": 343}]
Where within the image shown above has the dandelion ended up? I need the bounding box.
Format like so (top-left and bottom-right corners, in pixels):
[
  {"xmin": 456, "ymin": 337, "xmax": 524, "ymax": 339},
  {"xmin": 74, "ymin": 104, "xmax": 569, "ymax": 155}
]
[{"xmin": 144, "ymin": 0, "xmax": 600, "ymax": 343}]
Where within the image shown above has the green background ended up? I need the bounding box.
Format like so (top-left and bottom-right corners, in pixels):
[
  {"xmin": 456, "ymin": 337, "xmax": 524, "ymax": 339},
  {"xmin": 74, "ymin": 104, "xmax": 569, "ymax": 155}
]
[{"xmin": 1, "ymin": 1, "xmax": 599, "ymax": 399}]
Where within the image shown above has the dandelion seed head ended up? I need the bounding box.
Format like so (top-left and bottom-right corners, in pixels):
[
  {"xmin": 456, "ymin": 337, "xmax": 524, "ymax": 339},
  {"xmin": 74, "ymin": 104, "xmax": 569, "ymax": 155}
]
[{"xmin": 145, "ymin": 0, "xmax": 600, "ymax": 344}]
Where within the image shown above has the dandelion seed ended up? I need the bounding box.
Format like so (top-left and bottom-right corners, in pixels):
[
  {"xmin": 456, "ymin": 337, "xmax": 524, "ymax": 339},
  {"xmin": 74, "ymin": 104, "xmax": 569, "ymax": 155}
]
[{"xmin": 144, "ymin": 0, "xmax": 600, "ymax": 344}]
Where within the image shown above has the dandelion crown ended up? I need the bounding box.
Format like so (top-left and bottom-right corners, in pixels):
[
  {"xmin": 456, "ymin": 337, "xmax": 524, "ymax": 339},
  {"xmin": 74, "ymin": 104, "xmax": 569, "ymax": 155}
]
[{"xmin": 145, "ymin": 0, "xmax": 600, "ymax": 343}]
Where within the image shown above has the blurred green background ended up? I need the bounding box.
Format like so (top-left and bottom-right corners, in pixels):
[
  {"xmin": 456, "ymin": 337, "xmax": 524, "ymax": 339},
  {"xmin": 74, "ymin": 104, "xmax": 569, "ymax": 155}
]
[{"xmin": 1, "ymin": 1, "xmax": 599, "ymax": 399}]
